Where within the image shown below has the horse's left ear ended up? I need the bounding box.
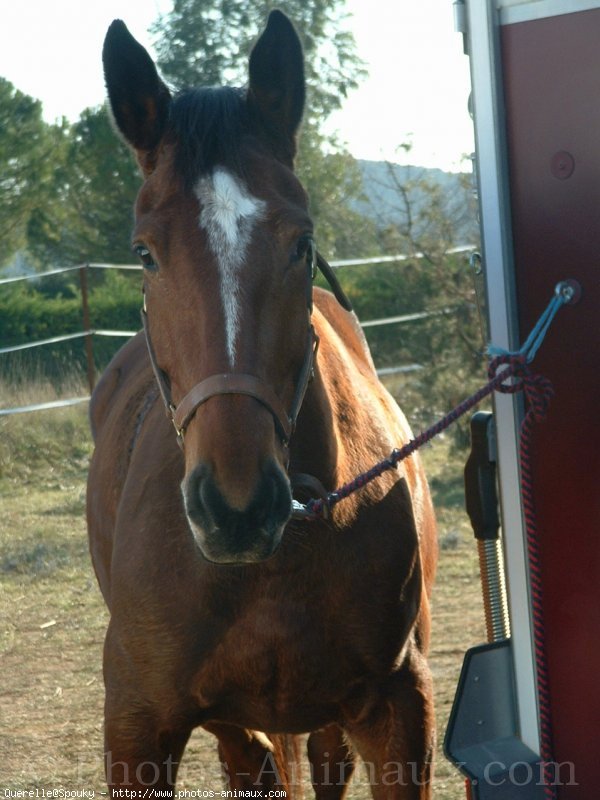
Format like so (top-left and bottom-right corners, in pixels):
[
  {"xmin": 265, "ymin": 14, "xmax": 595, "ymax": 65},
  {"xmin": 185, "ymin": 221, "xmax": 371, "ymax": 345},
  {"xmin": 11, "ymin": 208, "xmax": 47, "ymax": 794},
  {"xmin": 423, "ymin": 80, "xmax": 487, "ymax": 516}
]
[
  {"xmin": 103, "ymin": 20, "xmax": 171, "ymax": 171},
  {"xmin": 248, "ymin": 10, "xmax": 305, "ymax": 166}
]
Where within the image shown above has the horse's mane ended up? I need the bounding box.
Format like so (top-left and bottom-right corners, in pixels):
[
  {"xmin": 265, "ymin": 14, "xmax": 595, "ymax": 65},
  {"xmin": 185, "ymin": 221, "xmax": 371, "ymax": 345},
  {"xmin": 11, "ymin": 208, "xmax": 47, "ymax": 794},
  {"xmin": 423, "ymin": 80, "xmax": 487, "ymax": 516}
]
[{"xmin": 168, "ymin": 87, "xmax": 249, "ymax": 190}]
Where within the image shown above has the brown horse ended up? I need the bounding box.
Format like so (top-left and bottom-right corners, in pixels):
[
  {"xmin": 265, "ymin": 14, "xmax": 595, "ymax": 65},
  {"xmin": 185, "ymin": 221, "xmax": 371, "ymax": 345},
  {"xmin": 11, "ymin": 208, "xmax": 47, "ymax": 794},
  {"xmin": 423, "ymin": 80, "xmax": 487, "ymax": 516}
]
[{"xmin": 87, "ymin": 11, "xmax": 437, "ymax": 799}]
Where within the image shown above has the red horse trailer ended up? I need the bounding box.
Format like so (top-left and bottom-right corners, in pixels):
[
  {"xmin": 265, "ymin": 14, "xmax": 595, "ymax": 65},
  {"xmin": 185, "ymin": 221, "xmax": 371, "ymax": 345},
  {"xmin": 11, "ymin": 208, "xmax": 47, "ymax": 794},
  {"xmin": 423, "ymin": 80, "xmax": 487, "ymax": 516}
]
[{"xmin": 445, "ymin": 2, "xmax": 600, "ymax": 798}]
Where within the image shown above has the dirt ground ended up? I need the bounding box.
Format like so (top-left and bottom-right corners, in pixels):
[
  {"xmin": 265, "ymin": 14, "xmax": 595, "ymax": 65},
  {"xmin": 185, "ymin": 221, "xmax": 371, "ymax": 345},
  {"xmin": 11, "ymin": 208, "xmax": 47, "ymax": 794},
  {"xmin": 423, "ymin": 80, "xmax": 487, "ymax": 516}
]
[{"xmin": 0, "ymin": 403, "xmax": 485, "ymax": 797}]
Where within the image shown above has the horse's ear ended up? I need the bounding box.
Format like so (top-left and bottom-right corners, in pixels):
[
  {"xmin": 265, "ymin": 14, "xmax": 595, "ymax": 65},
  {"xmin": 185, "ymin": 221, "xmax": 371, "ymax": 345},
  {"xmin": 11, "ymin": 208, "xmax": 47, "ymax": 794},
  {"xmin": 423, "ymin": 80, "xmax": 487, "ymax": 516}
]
[
  {"xmin": 103, "ymin": 20, "xmax": 171, "ymax": 170},
  {"xmin": 248, "ymin": 10, "xmax": 305, "ymax": 165}
]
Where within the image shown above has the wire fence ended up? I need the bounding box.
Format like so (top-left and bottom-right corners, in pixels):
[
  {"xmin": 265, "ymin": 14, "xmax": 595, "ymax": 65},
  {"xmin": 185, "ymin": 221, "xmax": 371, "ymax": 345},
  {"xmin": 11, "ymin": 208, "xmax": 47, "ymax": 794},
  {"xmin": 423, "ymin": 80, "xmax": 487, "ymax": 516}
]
[{"xmin": 0, "ymin": 247, "xmax": 474, "ymax": 416}]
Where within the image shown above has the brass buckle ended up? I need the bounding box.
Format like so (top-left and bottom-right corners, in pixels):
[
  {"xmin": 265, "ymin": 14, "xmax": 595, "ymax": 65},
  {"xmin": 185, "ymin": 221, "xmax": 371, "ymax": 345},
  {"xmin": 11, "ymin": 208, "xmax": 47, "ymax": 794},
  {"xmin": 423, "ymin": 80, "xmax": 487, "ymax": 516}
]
[{"xmin": 169, "ymin": 404, "xmax": 185, "ymax": 448}]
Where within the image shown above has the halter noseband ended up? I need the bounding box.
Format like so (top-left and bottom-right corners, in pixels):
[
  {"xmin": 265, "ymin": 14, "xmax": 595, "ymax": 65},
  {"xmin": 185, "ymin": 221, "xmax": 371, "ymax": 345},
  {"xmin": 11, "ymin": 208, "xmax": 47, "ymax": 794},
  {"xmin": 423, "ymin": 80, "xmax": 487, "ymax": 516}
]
[{"xmin": 141, "ymin": 248, "xmax": 349, "ymax": 449}]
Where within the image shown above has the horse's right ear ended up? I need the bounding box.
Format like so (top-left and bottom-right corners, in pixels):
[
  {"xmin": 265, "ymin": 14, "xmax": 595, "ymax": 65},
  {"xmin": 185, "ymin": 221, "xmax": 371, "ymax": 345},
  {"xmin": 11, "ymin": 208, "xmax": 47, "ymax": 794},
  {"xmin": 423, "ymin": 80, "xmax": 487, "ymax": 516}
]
[{"xmin": 103, "ymin": 20, "xmax": 171, "ymax": 169}]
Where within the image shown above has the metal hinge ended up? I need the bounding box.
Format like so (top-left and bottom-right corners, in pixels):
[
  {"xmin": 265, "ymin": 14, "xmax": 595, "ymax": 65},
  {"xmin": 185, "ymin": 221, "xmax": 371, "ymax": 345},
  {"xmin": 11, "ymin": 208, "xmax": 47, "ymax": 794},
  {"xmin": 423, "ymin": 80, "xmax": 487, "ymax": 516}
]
[{"xmin": 453, "ymin": 0, "xmax": 469, "ymax": 54}]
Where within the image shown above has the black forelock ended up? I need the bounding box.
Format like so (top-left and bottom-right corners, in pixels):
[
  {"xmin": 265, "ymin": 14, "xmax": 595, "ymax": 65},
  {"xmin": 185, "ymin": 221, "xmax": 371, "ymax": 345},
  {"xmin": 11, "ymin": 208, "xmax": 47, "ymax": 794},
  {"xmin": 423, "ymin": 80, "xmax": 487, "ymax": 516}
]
[{"xmin": 167, "ymin": 87, "xmax": 250, "ymax": 190}]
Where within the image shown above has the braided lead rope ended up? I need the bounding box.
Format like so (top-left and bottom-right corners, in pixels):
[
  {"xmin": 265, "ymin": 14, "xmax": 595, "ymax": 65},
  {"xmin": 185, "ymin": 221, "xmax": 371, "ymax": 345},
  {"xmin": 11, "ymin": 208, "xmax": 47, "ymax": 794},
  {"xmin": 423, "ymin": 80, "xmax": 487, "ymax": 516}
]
[
  {"xmin": 294, "ymin": 357, "xmax": 522, "ymax": 521},
  {"xmin": 505, "ymin": 364, "xmax": 558, "ymax": 798},
  {"xmin": 297, "ymin": 353, "xmax": 559, "ymax": 793},
  {"xmin": 294, "ymin": 280, "xmax": 576, "ymax": 523},
  {"xmin": 470, "ymin": 281, "xmax": 574, "ymax": 800},
  {"xmin": 491, "ymin": 353, "xmax": 557, "ymax": 798},
  {"xmin": 522, "ymin": 401, "xmax": 558, "ymax": 800}
]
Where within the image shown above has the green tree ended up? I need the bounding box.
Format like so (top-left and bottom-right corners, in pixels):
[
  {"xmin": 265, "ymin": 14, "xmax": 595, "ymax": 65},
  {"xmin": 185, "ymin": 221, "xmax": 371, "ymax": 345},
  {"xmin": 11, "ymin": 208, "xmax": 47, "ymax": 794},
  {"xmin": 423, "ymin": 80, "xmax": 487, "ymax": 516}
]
[
  {"xmin": 152, "ymin": 0, "xmax": 363, "ymax": 122},
  {"xmin": 0, "ymin": 78, "xmax": 64, "ymax": 267},
  {"xmin": 26, "ymin": 107, "xmax": 141, "ymax": 267},
  {"xmin": 347, "ymin": 163, "xmax": 483, "ymax": 446}
]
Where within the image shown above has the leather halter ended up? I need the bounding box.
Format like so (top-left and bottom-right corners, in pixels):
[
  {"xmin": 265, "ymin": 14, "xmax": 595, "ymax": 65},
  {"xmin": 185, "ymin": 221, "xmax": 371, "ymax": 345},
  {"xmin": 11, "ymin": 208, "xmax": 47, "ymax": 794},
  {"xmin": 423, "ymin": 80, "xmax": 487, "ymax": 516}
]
[{"xmin": 141, "ymin": 247, "xmax": 349, "ymax": 449}]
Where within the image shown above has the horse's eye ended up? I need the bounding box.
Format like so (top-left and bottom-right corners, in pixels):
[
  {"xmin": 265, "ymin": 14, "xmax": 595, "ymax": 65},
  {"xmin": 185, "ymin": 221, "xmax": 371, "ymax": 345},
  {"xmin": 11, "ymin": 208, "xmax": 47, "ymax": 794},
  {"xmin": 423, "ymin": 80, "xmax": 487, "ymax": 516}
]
[
  {"xmin": 290, "ymin": 234, "xmax": 314, "ymax": 265},
  {"xmin": 133, "ymin": 243, "xmax": 158, "ymax": 271}
]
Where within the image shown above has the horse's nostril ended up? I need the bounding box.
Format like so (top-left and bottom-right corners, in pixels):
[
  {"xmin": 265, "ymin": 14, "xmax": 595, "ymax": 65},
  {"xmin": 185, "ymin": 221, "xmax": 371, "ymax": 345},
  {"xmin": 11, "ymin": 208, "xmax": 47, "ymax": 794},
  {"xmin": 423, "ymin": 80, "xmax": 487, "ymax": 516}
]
[
  {"xmin": 260, "ymin": 460, "xmax": 293, "ymax": 525},
  {"xmin": 183, "ymin": 463, "xmax": 211, "ymax": 526},
  {"xmin": 182, "ymin": 460, "xmax": 292, "ymax": 563}
]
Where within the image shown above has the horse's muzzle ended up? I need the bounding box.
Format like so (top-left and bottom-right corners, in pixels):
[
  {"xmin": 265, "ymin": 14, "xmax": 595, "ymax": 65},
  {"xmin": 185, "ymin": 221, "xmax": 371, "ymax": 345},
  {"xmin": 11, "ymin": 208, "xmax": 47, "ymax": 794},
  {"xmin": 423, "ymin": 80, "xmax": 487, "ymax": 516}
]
[{"xmin": 182, "ymin": 458, "xmax": 292, "ymax": 564}]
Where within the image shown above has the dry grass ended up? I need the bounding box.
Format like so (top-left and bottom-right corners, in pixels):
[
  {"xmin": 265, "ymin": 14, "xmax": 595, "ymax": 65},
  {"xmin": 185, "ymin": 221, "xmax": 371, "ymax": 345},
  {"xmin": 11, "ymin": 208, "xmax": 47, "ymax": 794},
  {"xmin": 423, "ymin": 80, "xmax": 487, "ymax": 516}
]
[{"xmin": 0, "ymin": 388, "xmax": 485, "ymax": 796}]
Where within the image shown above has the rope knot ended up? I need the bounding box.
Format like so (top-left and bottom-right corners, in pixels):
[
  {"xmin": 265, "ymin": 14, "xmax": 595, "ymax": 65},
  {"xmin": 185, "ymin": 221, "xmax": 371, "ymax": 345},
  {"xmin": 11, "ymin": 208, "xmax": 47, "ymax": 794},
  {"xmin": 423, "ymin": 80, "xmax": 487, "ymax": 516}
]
[
  {"xmin": 488, "ymin": 354, "xmax": 554, "ymax": 422},
  {"xmin": 488, "ymin": 353, "xmax": 527, "ymax": 393}
]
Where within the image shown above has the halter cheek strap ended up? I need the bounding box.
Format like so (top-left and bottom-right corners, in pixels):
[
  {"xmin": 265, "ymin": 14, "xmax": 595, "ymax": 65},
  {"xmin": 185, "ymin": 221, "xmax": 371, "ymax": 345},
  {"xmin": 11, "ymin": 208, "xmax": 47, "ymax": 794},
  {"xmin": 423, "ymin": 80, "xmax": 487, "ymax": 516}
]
[{"xmin": 140, "ymin": 246, "xmax": 345, "ymax": 449}]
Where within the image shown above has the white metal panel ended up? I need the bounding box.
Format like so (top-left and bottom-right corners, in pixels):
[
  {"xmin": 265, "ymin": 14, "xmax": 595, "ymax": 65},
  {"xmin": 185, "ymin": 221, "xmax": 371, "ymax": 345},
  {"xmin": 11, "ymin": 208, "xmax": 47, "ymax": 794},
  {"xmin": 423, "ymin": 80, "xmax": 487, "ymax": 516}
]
[
  {"xmin": 499, "ymin": 0, "xmax": 600, "ymax": 24},
  {"xmin": 465, "ymin": 0, "xmax": 541, "ymax": 754}
]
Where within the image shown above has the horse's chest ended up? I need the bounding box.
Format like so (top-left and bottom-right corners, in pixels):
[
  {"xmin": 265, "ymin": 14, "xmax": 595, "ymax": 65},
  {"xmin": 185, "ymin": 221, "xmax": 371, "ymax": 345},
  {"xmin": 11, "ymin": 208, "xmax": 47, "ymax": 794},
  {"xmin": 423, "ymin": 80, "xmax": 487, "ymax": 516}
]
[{"xmin": 189, "ymin": 595, "xmax": 356, "ymax": 729}]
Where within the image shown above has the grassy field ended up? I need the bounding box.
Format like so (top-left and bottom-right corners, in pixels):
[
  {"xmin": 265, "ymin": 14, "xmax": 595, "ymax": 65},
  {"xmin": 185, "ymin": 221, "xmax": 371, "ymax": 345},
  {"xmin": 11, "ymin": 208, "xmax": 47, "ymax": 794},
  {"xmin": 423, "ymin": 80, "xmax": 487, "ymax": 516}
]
[{"xmin": 0, "ymin": 379, "xmax": 486, "ymax": 797}]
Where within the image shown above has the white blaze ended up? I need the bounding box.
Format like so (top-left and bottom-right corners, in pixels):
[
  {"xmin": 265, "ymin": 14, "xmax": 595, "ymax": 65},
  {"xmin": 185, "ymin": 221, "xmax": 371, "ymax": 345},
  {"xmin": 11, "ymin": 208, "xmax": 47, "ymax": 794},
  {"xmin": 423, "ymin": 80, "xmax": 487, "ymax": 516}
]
[{"xmin": 195, "ymin": 168, "xmax": 266, "ymax": 365}]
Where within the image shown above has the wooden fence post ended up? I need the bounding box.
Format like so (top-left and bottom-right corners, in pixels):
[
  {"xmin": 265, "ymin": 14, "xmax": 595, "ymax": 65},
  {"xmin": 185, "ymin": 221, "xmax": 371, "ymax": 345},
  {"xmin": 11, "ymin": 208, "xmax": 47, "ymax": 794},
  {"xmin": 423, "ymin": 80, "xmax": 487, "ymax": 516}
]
[{"xmin": 79, "ymin": 264, "xmax": 95, "ymax": 394}]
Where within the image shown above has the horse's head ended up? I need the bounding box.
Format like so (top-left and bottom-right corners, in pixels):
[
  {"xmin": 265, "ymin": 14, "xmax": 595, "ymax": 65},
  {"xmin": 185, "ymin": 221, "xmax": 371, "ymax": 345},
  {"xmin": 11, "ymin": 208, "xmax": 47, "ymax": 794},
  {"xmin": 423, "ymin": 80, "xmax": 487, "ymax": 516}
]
[{"xmin": 103, "ymin": 12, "xmax": 317, "ymax": 565}]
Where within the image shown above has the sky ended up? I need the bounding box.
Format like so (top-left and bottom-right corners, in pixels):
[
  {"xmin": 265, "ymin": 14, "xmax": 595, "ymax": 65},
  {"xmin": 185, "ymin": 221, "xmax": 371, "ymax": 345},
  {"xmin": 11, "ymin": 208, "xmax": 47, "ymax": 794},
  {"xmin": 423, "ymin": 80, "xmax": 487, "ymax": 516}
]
[{"xmin": 0, "ymin": 0, "xmax": 474, "ymax": 172}]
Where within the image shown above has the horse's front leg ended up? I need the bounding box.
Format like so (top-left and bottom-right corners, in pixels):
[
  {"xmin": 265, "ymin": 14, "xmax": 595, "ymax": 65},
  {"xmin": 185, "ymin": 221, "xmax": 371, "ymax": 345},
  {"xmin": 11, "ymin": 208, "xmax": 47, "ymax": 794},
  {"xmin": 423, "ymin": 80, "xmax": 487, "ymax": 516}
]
[
  {"xmin": 307, "ymin": 723, "xmax": 357, "ymax": 800},
  {"xmin": 104, "ymin": 709, "xmax": 191, "ymax": 795},
  {"xmin": 103, "ymin": 625, "xmax": 191, "ymax": 796},
  {"xmin": 343, "ymin": 644, "xmax": 435, "ymax": 800}
]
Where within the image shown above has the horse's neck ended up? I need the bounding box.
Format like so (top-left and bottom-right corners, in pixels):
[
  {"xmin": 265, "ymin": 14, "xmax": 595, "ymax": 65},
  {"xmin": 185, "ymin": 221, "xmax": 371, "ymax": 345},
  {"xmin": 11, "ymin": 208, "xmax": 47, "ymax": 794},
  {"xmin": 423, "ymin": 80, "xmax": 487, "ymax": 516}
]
[{"xmin": 289, "ymin": 366, "xmax": 339, "ymax": 491}]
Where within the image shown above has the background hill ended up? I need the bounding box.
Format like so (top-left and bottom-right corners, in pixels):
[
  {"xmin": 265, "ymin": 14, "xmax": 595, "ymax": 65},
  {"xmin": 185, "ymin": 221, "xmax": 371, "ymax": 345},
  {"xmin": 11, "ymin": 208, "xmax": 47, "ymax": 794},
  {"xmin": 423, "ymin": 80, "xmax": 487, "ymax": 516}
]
[{"xmin": 353, "ymin": 160, "xmax": 478, "ymax": 245}]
